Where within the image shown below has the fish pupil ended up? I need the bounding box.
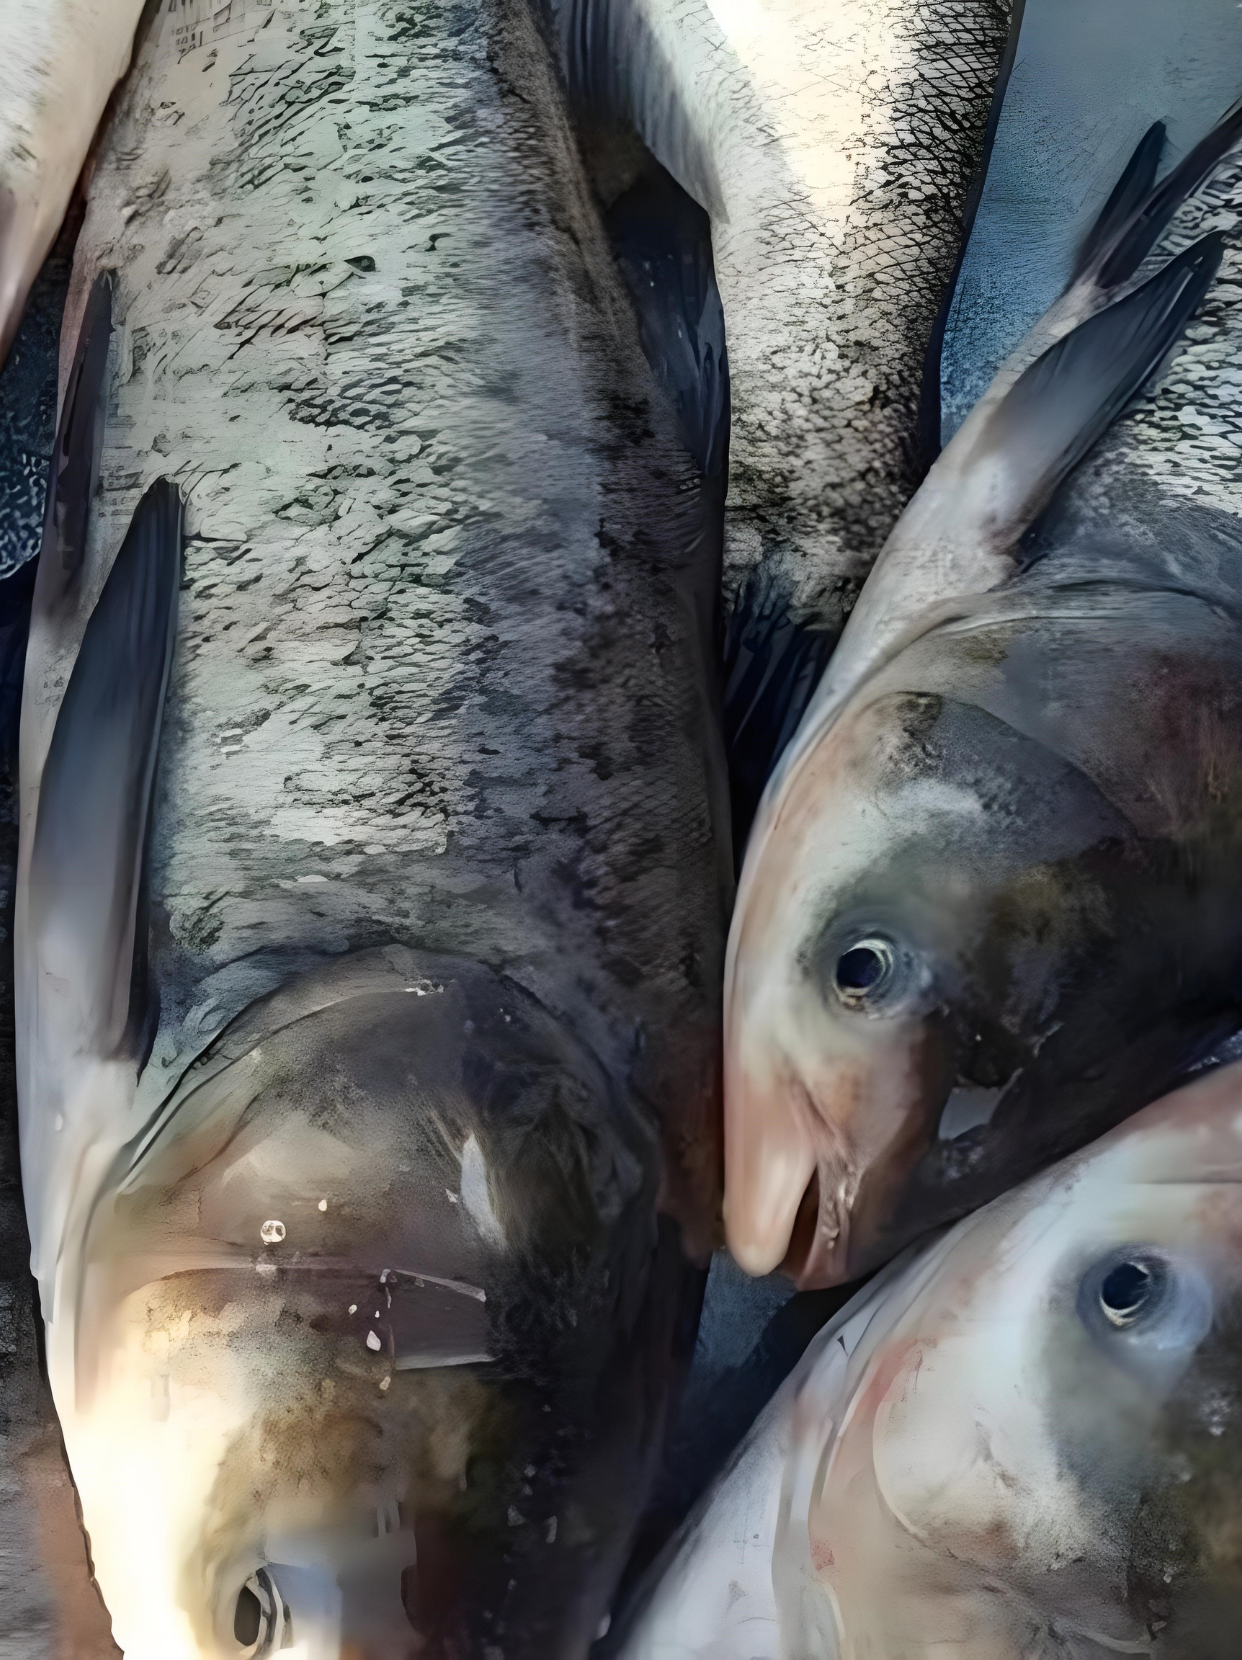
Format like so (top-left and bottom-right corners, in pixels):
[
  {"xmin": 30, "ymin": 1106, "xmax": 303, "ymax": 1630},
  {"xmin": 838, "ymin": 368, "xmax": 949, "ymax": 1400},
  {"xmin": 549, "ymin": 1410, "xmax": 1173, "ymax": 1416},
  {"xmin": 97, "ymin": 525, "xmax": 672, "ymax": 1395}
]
[
  {"xmin": 1100, "ymin": 1259, "xmax": 1155, "ymax": 1326},
  {"xmin": 834, "ymin": 940, "xmax": 892, "ymax": 999},
  {"xmin": 234, "ymin": 1585, "xmax": 262, "ymax": 1648}
]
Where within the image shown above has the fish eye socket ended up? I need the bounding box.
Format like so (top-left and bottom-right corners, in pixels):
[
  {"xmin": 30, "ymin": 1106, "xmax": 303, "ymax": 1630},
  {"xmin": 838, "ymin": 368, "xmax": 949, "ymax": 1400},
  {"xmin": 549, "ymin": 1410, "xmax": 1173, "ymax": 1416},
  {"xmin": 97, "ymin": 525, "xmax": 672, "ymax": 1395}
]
[
  {"xmin": 1099, "ymin": 1256, "xmax": 1164, "ymax": 1328},
  {"xmin": 832, "ymin": 937, "xmax": 897, "ymax": 1007},
  {"xmin": 233, "ymin": 1570, "xmax": 278, "ymax": 1656},
  {"xmin": 1078, "ymin": 1246, "xmax": 1211, "ymax": 1365}
]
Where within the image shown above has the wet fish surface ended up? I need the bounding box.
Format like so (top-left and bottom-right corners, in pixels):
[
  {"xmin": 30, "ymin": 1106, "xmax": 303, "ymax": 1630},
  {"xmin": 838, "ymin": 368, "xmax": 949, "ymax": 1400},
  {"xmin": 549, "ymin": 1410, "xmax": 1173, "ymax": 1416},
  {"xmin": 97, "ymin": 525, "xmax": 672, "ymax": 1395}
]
[
  {"xmin": 616, "ymin": 1055, "xmax": 1242, "ymax": 1660},
  {"xmin": 547, "ymin": 0, "xmax": 1012, "ymax": 636},
  {"xmin": 15, "ymin": 0, "xmax": 733, "ymax": 1654},
  {"xmin": 724, "ymin": 104, "xmax": 1242, "ymax": 1287}
]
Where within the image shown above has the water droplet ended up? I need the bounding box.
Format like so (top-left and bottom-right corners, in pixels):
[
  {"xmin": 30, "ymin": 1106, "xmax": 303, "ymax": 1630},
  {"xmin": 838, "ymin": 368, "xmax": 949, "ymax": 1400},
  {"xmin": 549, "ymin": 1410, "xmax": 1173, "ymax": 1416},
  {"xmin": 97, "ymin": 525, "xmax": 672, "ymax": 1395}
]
[
  {"xmin": 318, "ymin": 1199, "xmax": 328, "ymax": 1212},
  {"xmin": 348, "ymin": 1304, "xmax": 357, "ymax": 1315},
  {"xmin": 366, "ymin": 1330, "xmax": 382, "ymax": 1351},
  {"xmin": 260, "ymin": 1220, "xmax": 285, "ymax": 1245}
]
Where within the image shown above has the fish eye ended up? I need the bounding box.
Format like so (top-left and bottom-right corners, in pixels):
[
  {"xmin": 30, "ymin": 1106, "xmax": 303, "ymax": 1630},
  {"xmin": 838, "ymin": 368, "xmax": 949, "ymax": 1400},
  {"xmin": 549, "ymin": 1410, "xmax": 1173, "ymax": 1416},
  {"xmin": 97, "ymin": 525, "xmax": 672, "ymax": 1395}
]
[
  {"xmin": 1078, "ymin": 1248, "xmax": 1212, "ymax": 1366},
  {"xmin": 233, "ymin": 1569, "xmax": 279, "ymax": 1656},
  {"xmin": 831, "ymin": 935, "xmax": 898, "ymax": 1009}
]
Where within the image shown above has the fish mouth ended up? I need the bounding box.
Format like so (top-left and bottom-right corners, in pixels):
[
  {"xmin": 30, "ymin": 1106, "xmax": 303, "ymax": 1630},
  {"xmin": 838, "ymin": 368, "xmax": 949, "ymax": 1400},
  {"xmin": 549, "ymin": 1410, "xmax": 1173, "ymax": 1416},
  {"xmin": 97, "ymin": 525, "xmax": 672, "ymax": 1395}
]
[{"xmin": 779, "ymin": 1166, "xmax": 857, "ymax": 1290}]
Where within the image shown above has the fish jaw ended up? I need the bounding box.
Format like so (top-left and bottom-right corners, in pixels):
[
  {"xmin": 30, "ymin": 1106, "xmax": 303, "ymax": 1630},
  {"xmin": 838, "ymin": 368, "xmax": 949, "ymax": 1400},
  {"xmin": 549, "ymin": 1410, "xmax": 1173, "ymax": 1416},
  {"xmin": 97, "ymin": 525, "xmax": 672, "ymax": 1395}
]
[{"xmin": 0, "ymin": 0, "xmax": 146, "ymax": 365}]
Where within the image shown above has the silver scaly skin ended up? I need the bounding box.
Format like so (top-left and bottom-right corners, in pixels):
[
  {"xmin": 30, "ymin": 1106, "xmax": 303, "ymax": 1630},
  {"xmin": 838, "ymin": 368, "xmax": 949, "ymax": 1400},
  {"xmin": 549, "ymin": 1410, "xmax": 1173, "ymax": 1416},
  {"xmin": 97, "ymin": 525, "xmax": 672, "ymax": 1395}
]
[{"xmin": 15, "ymin": 0, "xmax": 732, "ymax": 1653}]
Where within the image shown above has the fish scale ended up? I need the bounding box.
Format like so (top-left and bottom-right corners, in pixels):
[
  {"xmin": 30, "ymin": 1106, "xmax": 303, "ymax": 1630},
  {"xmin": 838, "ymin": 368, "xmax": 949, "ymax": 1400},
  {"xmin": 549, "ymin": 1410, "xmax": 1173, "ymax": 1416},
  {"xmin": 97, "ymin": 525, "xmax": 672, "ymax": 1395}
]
[{"xmin": 39, "ymin": 0, "xmax": 723, "ymax": 1110}]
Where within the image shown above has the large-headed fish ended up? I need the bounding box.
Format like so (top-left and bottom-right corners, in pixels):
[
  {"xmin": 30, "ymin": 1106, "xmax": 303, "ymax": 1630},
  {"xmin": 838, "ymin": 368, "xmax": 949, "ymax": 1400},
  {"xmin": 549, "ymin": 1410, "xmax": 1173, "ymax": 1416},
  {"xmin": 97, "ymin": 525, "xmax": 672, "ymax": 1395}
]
[
  {"xmin": 726, "ymin": 101, "xmax": 1242, "ymax": 1286},
  {"xmin": 618, "ymin": 1053, "xmax": 1242, "ymax": 1660},
  {"xmin": 14, "ymin": 0, "xmax": 732, "ymax": 1652}
]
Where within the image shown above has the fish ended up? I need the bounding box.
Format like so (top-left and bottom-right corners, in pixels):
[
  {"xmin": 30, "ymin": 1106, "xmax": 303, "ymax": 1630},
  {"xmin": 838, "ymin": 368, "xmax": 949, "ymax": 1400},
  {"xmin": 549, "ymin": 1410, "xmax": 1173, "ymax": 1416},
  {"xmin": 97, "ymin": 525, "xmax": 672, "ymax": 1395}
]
[
  {"xmin": 723, "ymin": 101, "xmax": 1242, "ymax": 1288},
  {"xmin": 615, "ymin": 1052, "xmax": 1242, "ymax": 1660},
  {"xmin": 0, "ymin": 220, "xmax": 119, "ymax": 1660},
  {"xmin": 14, "ymin": 0, "xmax": 734, "ymax": 1652},
  {"xmin": 0, "ymin": 0, "xmax": 148, "ymax": 367},
  {"xmin": 543, "ymin": 0, "xmax": 1013, "ymax": 641}
]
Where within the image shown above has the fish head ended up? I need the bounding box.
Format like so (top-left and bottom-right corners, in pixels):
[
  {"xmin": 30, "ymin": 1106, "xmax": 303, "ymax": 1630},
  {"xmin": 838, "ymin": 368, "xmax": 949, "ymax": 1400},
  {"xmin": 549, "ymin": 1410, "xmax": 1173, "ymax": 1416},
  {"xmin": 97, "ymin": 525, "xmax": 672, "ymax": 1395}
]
[
  {"xmin": 62, "ymin": 955, "xmax": 678, "ymax": 1660},
  {"xmin": 784, "ymin": 1059, "xmax": 1242, "ymax": 1658},
  {"xmin": 725, "ymin": 681, "xmax": 1184, "ymax": 1288}
]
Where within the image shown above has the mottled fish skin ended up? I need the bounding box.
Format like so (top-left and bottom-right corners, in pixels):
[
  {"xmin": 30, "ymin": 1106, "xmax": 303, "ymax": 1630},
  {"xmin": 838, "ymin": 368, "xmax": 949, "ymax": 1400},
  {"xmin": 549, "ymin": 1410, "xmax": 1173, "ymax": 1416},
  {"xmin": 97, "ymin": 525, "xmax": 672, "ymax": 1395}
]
[
  {"xmin": 15, "ymin": 0, "xmax": 732, "ymax": 1654},
  {"xmin": 548, "ymin": 0, "xmax": 1012, "ymax": 629},
  {"xmin": 0, "ymin": 0, "xmax": 147, "ymax": 369},
  {"xmin": 724, "ymin": 109, "xmax": 1242, "ymax": 1288},
  {"xmin": 617, "ymin": 1059, "xmax": 1242, "ymax": 1660}
]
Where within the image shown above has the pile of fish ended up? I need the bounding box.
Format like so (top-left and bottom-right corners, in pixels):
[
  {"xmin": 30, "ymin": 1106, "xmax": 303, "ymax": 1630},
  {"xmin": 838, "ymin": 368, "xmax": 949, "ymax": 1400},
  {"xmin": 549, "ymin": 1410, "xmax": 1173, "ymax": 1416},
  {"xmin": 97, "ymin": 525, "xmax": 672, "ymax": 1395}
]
[{"xmin": 0, "ymin": 0, "xmax": 1242, "ymax": 1655}]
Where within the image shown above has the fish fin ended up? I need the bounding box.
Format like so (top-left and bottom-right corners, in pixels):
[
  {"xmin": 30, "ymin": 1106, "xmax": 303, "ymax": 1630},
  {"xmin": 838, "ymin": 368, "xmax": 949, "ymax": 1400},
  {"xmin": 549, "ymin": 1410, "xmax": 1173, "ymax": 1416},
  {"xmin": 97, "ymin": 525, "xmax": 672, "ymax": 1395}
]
[
  {"xmin": 722, "ymin": 574, "xmax": 837, "ymax": 857},
  {"xmin": 542, "ymin": 0, "xmax": 721, "ymax": 216},
  {"xmin": 984, "ymin": 233, "xmax": 1223, "ymax": 528},
  {"xmin": 0, "ymin": 560, "xmax": 37, "ymax": 771},
  {"xmin": 1096, "ymin": 99, "xmax": 1242, "ymax": 290},
  {"xmin": 606, "ymin": 164, "xmax": 730, "ymax": 480},
  {"xmin": 36, "ymin": 270, "xmax": 113, "ymax": 620},
  {"xmin": 1072, "ymin": 121, "xmax": 1166, "ymax": 282},
  {"xmin": 28, "ymin": 479, "xmax": 182, "ymax": 1066}
]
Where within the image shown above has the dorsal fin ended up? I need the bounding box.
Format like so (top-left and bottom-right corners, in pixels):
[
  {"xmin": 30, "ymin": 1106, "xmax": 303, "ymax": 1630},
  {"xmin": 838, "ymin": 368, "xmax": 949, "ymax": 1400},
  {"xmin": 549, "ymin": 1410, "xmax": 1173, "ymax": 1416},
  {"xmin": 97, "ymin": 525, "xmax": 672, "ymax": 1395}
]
[
  {"xmin": 605, "ymin": 160, "xmax": 729, "ymax": 482},
  {"xmin": 27, "ymin": 479, "xmax": 182, "ymax": 1070},
  {"xmin": 721, "ymin": 574, "xmax": 835, "ymax": 860}
]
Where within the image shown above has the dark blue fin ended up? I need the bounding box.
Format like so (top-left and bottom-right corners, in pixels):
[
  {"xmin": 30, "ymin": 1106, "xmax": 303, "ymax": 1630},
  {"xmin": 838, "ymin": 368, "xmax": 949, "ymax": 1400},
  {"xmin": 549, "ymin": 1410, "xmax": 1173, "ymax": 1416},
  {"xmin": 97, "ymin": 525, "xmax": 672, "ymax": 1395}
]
[
  {"xmin": 1072, "ymin": 121, "xmax": 1166, "ymax": 282},
  {"xmin": 605, "ymin": 162, "xmax": 729, "ymax": 481},
  {"xmin": 542, "ymin": 0, "xmax": 721, "ymax": 216},
  {"xmin": 0, "ymin": 559, "xmax": 35, "ymax": 771},
  {"xmin": 29, "ymin": 480, "xmax": 182, "ymax": 1063},
  {"xmin": 721, "ymin": 573, "xmax": 837, "ymax": 860},
  {"xmin": 1098, "ymin": 98, "xmax": 1242, "ymax": 290},
  {"xmin": 988, "ymin": 233, "xmax": 1223, "ymax": 526},
  {"xmin": 37, "ymin": 270, "xmax": 113, "ymax": 617}
]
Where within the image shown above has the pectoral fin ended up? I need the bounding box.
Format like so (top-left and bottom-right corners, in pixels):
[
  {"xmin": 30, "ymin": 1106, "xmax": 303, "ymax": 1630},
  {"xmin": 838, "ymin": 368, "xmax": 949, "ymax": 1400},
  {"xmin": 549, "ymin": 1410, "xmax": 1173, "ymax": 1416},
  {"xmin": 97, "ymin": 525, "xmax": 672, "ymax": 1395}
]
[
  {"xmin": 722, "ymin": 573, "xmax": 836, "ymax": 858},
  {"xmin": 540, "ymin": 0, "xmax": 721, "ymax": 217},
  {"xmin": 28, "ymin": 479, "xmax": 182, "ymax": 1070},
  {"xmin": 980, "ymin": 232, "xmax": 1223, "ymax": 529},
  {"xmin": 1072, "ymin": 121, "xmax": 1166, "ymax": 282}
]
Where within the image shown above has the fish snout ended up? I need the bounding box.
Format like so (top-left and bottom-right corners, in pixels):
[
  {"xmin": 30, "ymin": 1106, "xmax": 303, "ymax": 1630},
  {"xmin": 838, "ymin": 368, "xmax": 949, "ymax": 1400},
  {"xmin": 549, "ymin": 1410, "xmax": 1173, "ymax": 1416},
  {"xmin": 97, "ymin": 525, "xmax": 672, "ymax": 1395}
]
[
  {"xmin": 724, "ymin": 1027, "xmax": 949, "ymax": 1287},
  {"xmin": 723, "ymin": 1053, "xmax": 864, "ymax": 1287}
]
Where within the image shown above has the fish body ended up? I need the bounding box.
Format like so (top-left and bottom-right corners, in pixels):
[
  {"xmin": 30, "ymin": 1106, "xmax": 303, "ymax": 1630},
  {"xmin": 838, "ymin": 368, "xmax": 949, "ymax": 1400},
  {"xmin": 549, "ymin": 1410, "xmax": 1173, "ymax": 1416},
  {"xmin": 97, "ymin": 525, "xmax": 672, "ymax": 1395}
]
[
  {"xmin": 620, "ymin": 1055, "xmax": 1242, "ymax": 1660},
  {"xmin": 724, "ymin": 108, "xmax": 1242, "ymax": 1286},
  {"xmin": 15, "ymin": 0, "xmax": 732, "ymax": 1654},
  {"xmin": 547, "ymin": 0, "xmax": 1011, "ymax": 631},
  {"xmin": 0, "ymin": 0, "xmax": 147, "ymax": 366}
]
